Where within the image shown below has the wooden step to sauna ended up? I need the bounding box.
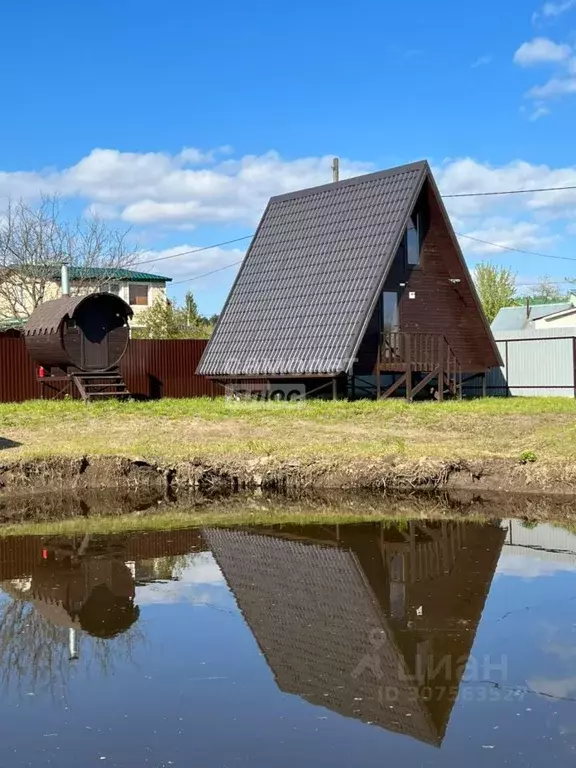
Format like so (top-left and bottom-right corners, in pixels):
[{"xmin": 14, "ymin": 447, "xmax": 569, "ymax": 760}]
[{"xmin": 71, "ymin": 373, "xmax": 129, "ymax": 403}]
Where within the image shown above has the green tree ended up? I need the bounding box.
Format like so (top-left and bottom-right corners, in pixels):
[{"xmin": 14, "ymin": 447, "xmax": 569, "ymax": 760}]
[
  {"xmin": 132, "ymin": 297, "xmax": 183, "ymax": 339},
  {"xmin": 473, "ymin": 262, "xmax": 518, "ymax": 323},
  {"xmin": 183, "ymin": 291, "xmax": 201, "ymax": 327},
  {"xmin": 133, "ymin": 293, "xmax": 216, "ymax": 339}
]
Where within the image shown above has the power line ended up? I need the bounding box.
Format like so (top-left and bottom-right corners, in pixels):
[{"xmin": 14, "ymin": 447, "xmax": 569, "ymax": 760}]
[
  {"xmin": 136, "ymin": 235, "xmax": 253, "ymax": 269},
  {"xmin": 517, "ymin": 280, "xmax": 573, "ymax": 286},
  {"xmin": 133, "ymin": 184, "xmax": 576, "ymax": 283},
  {"xmin": 444, "ymin": 184, "xmax": 576, "ymax": 198},
  {"xmin": 161, "ymin": 232, "xmax": 576, "ymax": 286},
  {"xmin": 455, "ymin": 233, "xmax": 576, "ymax": 263},
  {"xmin": 171, "ymin": 260, "xmax": 243, "ymax": 285}
]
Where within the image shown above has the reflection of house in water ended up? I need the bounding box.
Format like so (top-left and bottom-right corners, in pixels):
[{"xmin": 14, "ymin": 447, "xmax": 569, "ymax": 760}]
[
  {"xmin": 4, "ymin": 552, "xmax": 139, "ymax": 650},
  {"xmin": 0, "ymin": 529, "xmax": 205, "ymax": 655},
  {"xmin": 205, "ymin": 522, "xmax": 505, "ymax": 747}
]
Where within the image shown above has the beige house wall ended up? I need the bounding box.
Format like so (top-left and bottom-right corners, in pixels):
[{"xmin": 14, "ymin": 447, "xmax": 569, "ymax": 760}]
[{"xmin": 0, "ymin": 278, "xmax": 168, "ymax": 328}]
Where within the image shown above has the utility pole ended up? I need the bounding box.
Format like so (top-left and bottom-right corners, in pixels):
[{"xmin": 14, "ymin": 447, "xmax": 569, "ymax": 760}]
[{"xmin": 332, "ymin": 157, "xmax": 340, "ymax": 183}]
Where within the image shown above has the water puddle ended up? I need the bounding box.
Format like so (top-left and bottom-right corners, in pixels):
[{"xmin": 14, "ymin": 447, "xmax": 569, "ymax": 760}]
[{"xmin": 1, "ymin": 515, "xmax": 576, "ymax": 765}]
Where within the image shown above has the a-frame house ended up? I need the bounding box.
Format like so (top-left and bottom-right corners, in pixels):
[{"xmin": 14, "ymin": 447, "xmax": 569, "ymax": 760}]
[{"xmin": 197, "ymin": 161, "xmax": 501, "ymax": 400}]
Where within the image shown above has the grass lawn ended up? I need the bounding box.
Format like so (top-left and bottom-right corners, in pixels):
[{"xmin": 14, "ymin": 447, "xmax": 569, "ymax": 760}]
[{"xmin": 0, "ymin": 396, "xmax": 575, "ymax": 464}]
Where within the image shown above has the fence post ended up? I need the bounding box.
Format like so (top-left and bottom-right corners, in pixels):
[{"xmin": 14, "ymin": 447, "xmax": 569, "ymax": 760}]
[
  {"xmin": 405, "ymin": 335, "xmax": 412, "ymax": 402},
  {"xmin": 437, "ymin": 335, "xmax": 444, "ymax": 401},
  {"xmin": 573, "ymin": 338, "xmax": 576, "ymax": 399}
]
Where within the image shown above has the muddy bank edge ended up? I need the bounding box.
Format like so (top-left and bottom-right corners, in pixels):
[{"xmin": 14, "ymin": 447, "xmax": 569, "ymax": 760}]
[{"xmin": 1, "ymin": 454, "xmax": 576, "ymax": 496}]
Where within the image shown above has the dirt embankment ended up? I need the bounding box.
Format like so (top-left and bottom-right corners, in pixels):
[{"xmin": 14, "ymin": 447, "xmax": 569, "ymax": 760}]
[{"xmin": 1, "ymin": 453, "xmax": 576, "ymax": 497}]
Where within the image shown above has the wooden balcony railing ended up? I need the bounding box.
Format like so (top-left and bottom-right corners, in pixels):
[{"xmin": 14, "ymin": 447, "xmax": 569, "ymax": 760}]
[{"xmin": 379, "ymin": 332, "xmax": 460, "ymax": 374}]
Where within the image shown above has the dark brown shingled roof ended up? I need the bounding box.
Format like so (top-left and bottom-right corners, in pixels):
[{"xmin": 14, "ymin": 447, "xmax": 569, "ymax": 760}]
[
  {"xmin": 23, "ymin": 293, "xmax": 133, "ymax": 336},
  {"xmin": 205, "ymin": 522, "xmax": 505, "ymax": 746},
  {"xmin": 197, "ymin": 161, "xmax": 428, "ymax": 377},
  {"xmin": 205, "ymin": 527, "xmax": 440, "ymax": 745}
]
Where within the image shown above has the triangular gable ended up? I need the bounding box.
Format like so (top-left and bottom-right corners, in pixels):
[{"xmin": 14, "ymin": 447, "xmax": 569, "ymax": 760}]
[{"xmin": 197, "ymin": 161, "xmax": 500, "ymax": 377}]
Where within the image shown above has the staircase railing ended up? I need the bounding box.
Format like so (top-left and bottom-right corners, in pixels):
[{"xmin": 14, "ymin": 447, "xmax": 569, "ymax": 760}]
[{"xmin": 379, "ymin": 332, "xmax": 463, "ymax": 399}]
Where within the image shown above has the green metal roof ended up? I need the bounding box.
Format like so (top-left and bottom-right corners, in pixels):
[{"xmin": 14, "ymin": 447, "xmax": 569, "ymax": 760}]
[
  {"xmin": 7, "ymin": 265, "xmax": 171, "ymax": 283},
  {"xmin": 61, "ymin": 267, "xmax": 171, "ymax": 283},
  {"xmin": 0, "ymin": 317, "xmax": 25, "ymax": 330}
]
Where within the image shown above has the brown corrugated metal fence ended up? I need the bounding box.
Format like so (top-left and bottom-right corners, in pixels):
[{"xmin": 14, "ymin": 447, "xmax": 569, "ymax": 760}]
[
  {"xmin": 122, "ymin": 339, "xmax": 216, "ymax": 399},
  {"xmin": 0, "ymin": 335, "xmax": 40, "ymax": 402},
  {"xmin": 0, "ymin": 335, "xmax": 222, "ymax": 402}
]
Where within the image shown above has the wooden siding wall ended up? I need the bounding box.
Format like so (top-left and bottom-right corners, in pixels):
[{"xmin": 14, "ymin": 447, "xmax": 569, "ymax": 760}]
[
  {"xmin": 354, "ymin": 182, "xmax": 499, "ymax": 374},
  {"xmin": 397, "ymin": 185, "xmax": 498, "ymax": 371},
  {"xmin": 0, "ymin": 337, "xmax": 220, "ymax": 402}
]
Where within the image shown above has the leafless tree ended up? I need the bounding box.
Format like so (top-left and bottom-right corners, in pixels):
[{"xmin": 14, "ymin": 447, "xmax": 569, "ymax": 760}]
[
  {"xmin": 0, "ymin": 590, "xmax": 143, "ymax": 701},
  {"xmin": 0, "ymin": 195, "xmax": 138, "ymax": 320}
]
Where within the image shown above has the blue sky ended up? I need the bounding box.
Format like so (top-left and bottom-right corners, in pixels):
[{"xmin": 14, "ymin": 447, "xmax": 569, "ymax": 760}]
[{"xmin": 2, "ymin": 0, "xmax": 576, "ymax": 313}]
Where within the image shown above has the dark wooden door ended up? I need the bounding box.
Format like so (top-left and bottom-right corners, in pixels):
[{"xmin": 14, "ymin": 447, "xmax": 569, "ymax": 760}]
[
  {"xmin": 80, "ymin": 315, "xmax": 111, "ymax": 370},
  {"xmin": 81, "ymin": 333, "xmax": 109, "ymax": 369}
]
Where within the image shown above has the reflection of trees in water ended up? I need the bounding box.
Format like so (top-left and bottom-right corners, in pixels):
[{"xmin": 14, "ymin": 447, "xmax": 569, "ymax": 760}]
[
  {"xmin": 140, "ymin": 554, "xmax": 190, "ymax": 582},
  {"xmin": 0, "ymin": 593, "xmax": 143, "ymax": 699}
]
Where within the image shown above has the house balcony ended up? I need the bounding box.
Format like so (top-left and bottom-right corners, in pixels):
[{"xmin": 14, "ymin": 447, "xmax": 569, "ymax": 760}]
[{"xmin": 379, "ymin": 332, "xmax": 460, "ymax": 374}]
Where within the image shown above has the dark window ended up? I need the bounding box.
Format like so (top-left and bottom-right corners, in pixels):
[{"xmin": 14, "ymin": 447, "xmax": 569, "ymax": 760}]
[
  {"xmin": 382, "ymin": 292, "xmax": 399, "ymax": 333},
  {"xmin": 406, "ymin": 213, "xmax": 420, "ymax": 266},
  {"xmin": 129, "ymin": 284, "xmax": 149, "ymax": 306}
]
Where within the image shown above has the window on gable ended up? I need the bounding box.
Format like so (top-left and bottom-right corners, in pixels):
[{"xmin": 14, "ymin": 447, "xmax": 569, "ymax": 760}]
[
  {"xmin": 129, "ymin": 284, "xmax": 149, "ymax": 306},
  {"xmin": 406, "ymin": 212, "xmax": 420, "ymax": 266}
]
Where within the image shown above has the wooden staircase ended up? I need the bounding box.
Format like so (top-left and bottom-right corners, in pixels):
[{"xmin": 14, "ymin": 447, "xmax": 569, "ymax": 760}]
[
  {"xmin": 377, "ymin": 332, "xmax": 463, "ymax": 402},
  {"xmin": 71, "ymin": 372, "xmax": 129, "ymax": 403}
]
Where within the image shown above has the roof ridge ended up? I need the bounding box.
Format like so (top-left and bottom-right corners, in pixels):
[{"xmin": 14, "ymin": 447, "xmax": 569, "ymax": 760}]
[
  {"xmin": 6, "ymin": 264, "xmax": 172, "ymax": 282},
  {"xmin": 270, "ymin": 160, "xmax": 429, "ymax": 204}
]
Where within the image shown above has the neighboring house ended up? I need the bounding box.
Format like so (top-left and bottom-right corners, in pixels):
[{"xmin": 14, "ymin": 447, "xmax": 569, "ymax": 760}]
[
  {"xmin": 198, "ymin": 160, "xmax": 501, "ymax": 400},
  {"xmin": 486, "ymin": 298, "xmax": 576, "ymax": 398},
  {"xmin": 0, "ymin": 266, "xmax": 171, "ymax": 328},
  {"xmin": 492, "ymin": 295, "xmax": 576, "ymax": 332}
]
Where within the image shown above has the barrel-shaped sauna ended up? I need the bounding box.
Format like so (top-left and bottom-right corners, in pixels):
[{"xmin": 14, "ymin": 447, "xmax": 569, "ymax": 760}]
[{"xmin": 24, "ymin": 293, "xmax": 133, "ymax": 373}]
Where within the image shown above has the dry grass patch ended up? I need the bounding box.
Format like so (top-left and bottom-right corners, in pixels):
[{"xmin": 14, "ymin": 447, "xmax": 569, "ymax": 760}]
[{"xmin": 0, "ymin": 397, "xmax": 575, "ymax": 464}]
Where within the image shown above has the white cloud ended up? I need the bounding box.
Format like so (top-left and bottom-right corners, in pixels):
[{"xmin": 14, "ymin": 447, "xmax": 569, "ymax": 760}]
[
  {"xmin": 532, "ymin": 0, "xmax": 576, "ymax": 23},
  {"xmin": 0, "ymin": 147, "xmax": 372, "ymax": 228},
  {"xmin": 457, "ymin": 218, "xmax": 556, "ymax": 255},
  {"xmin": 541, "ymin": 0, "xmax": 576, "ymax": 16},
  {"xmin": 135, "ymin": 552, "xmax": 230, "ymax": 606},
  {"xmin": 497, "ymin": 554, "xmax": 576, "ymax": 577},
  {"xmin": 471, "ymin": 55, "xmax": 492, "ymax": 68},
  {"xmin": 514, "ymin": 37, "xmax": 576, "ymax": 109},
  {"xmin": 529, "ymin": 103, "xmax": 552, "ymax": 120},
  {"xmin": 435, "ymin": 157, "xmax": 576, "ymax": 263},
  {"xmin": 435, "ymin": 157, "xmax": 576, "ymax": 218},
  {"xmin": 514, "ymin": 38, "xmax": 572, "ymax": 66},
  {"xmin": 529, "ymin": 75, "xmax": 576, "ymax": 97},
  {"xmin": 138, "ymin": 244, "xmax": 246, "ymax": 281},
  {"xmin": 2, "ymin": 148, "xmax": 576, "ymax": 283}
]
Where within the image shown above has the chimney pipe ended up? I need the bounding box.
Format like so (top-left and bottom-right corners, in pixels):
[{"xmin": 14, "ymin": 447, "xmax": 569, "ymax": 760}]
[
  {"xmin": 61, "ymin": 263, "xmax": 70, "ymax": 296},
  {"xmin": 69, "ymin": 628, "xmax": 79, "ymax": 661},
  {"xmin": 526, "ymin": 296, "xmax": 531, "ymax": 319},
  {"xmin": 332, "ymin": 157, "xmax": 340, "ymax": 183}
]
